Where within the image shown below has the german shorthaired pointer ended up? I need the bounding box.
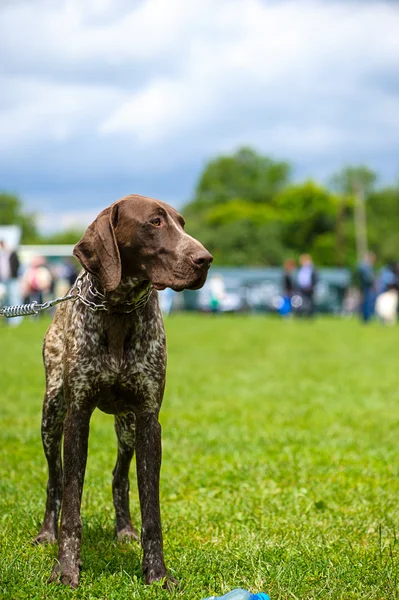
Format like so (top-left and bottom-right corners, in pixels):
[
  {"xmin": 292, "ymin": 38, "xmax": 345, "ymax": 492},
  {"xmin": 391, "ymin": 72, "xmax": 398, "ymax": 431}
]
[{"xmin": 33, "ymin": 194, "xmax": 212, "ymax": 589}]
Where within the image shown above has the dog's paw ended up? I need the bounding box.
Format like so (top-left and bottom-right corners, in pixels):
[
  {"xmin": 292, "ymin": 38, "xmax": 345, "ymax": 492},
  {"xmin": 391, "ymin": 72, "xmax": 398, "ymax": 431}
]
[
  {"xmin": 33, "ymin": 529, "xmax": 57, "ymax": 545},
  {"xmin": 48, "ymin": 562, "xmax": 61, "ymax": 584},
  {"xmin": 48, "ymin": 562, "xmax": 80, "ymax": 588},
  {"xmin": 117, "ymin": 525, "xmax": 139, "ymax": 543},
  {"xmin": 144, "ymin": 566, "xmax": 178, "ymax": 590},
  {"xmin": 162, "ymin": 575, "xmax": 179, "ymax": 591}
]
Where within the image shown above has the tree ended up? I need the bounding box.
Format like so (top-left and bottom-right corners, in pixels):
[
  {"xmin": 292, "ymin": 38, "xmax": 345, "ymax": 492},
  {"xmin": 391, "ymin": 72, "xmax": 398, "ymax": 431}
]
[
  {"xmin": 39, "ymin": 230, "xmax": 83, "ymax": 245},
  {"xmin": 187, "ymin": 147, "xmax": 291, "ymax": 211},
  {"xmin": 330, "ymin": 166, "xmax": 377, "ymax": 263},
  {"xmin": 367, "ymin": 185, "xmax": 399, "ymax": 263},
  {"xmin": 183, "ymin": 147, "xmax": 291, "ymax": 266},
  {"xmin": 330, "ymin": 166, "xmax": 377, "ymax": 197},
  {"xmin": 275, "ymin": 181, "xmax": 340, "ymax": 265},
  {"xmin": 0, "ymin": 192, "xmax": 38, "ymax": 242}
]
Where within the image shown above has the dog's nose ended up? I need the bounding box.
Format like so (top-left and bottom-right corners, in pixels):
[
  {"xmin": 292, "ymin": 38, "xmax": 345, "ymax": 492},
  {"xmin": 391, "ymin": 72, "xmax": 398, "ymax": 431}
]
[{"xmin": 191, "ymin": 250, "xmax": 213, "ymax": 270}]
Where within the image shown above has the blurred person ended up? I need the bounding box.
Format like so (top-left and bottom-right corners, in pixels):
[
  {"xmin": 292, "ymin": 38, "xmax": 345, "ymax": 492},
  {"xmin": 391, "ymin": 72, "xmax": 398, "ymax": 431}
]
[
  {"xmin": 52, "ymin": 259, "xmax": 79, "ymax": 298},
  {"xmin": 22, "ymin": 256, "xmax": 53, "ymax": 306},
  {"xmin": 377, "ymin": 261, "xmax": 399, "ymax": 295},
  {"xmin": 283, "ymin": 258, "xmax": 296, "ymax": 296},
  {"xmin": 0, "ymin": 239, "xmax": 10, "ymax": 314},
  {"xmin": 279, "ymin": 258, "xmax": 296, "ymax": 316},
  {"xmin": 297, "ymin": 254, "xmax": 318, "ymax": 317},
  {"xmin": 64, "ymin": 258, "xmax": 79, "ymax": 287},
  {"xmin": 357, "ymin": 251, "xmax": 376, "ymax": 323},
  {"xmin": 0, "ymin": 240, "xmax": 9, "ymax": 303},
  {"xmin": 0, "ymin": 239, "xmax": 9, "ymax": 281},
  {"xmin": 0, "ymin": 239, "xmax": 23, "ymax": 326},
  {"xmin": 209, "ymin": 273, "xmax": 226, "ymax": 313},
  {"xmin": 276, "ymin": 258, "xmax": 296, "ymax": 317}
]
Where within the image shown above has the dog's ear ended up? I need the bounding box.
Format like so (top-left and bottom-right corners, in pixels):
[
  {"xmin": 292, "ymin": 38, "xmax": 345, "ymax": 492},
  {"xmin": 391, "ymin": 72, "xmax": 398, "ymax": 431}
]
[{"xmin": 73, "ymin": 204, "xmax": 121, "ymax": 292}]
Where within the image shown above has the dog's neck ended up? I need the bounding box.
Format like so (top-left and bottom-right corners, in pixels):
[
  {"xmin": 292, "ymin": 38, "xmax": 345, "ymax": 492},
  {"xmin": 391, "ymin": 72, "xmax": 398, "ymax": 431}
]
[{"xmin": 83, "ymin": 272, "xmax": 153, "ymax": 311}]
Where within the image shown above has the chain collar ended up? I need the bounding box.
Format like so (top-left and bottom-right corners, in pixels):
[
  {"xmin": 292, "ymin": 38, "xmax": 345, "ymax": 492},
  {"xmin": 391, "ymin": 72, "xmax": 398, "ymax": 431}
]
[{"xmin": 73, "ymin": 272, "xmax": 153, "ymax": 313}]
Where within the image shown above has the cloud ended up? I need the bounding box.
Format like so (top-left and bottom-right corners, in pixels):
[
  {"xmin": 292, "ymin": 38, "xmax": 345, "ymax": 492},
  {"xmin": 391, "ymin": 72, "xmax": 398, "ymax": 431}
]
[
  {"xmin": 37, "ymin": 207, "xmax": 99, "ymax": 234},
  {"xmin": 0, "ymin": 77, "xmax": 125, "ymax": 148},
  {"xmin": 98, "ymin": 0, "xmax": 399, "ymax": 149},
  {"xmin": 0, "ymin": 0, "xmax": 398, "ymax": 230}
]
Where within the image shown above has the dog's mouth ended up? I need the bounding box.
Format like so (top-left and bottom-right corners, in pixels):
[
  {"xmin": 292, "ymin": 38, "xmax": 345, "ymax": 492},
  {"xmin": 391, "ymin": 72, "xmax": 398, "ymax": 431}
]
[
  {"xmin": 153, "ymin": 273, "xmax": 207, "ymax": 293},
  {"xmin": 186, "ymin": 274, "xmax": 207, "ymax": 290}
]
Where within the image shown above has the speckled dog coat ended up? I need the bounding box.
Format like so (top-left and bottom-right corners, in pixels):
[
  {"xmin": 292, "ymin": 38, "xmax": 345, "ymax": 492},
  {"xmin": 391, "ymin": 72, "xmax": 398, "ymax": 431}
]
[{"xmin": 34, "ymin": 194, "xmax": 212, "ymax": 589}]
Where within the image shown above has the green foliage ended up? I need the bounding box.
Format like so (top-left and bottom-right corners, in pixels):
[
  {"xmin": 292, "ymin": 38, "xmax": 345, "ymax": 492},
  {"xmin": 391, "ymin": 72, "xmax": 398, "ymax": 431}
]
[
  {"xmin": 330, "ymin": 165, "xmax": 377, "ymax": 196},
  {"xmin": 367, "ymin": 186, "xmax": 399, "ymax": 262},
  {"xmin": 193, "ymin": 146, "xmax": 291, "ymax": 208},
  {"xmin": 185, "ymin": 148, "xmax": 290, "ymax": 266},
  {"xmin": 185, "ymin": 150, "xmax": 399, "ymax": 267},
  {"xmin": 1, "ymin": 316, "xmax": 399, "ymax": 599},
  {"xmin": 330, "ymin": 167, "xmax": 399, "ymax": 265},
  {"xmin": 0, "ymin": 192, "xmax": 38, "ymax": 242},
  {"xmin": 275, "ymin": 181, "xmax": 338, "ymax": 264},
  {"xmin": 206, "ymin": 198, "xmax": 279, "ymax": 226},
  {"xmin": 197, "ymin": 220, "xmax": 286, "ymax": 266},
  {"xmin": 39, "ymin": 229, "xmax": 83, "ymax": 245}
]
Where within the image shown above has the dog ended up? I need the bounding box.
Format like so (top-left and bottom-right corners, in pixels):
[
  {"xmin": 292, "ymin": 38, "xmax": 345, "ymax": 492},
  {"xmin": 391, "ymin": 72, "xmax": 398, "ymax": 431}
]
[{"xmin": 33, "ymin": 194, "xmax": 213, "ymax": 588}]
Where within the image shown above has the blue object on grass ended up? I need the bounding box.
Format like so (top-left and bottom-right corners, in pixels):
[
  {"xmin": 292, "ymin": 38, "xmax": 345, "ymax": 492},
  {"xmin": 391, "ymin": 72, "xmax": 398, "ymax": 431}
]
[
  {"xmin": 278, "ymin": 296, "xmax": 292, "ymax": 316},
  {"xmin": 202, "ymin": 588, "xmax": 270, "ymax": 600}
]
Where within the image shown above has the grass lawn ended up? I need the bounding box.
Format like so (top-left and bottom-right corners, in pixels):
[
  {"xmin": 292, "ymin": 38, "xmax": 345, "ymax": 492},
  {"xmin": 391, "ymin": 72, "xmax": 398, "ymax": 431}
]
[{"xmin": 0, "ymin": 314, "xmax": 398, "ymax": 600}]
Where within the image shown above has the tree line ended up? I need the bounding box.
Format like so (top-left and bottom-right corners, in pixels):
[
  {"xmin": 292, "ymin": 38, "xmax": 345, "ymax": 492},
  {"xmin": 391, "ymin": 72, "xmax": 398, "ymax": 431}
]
[
  {"xmin": 1, "ymin": 146, "xmax": 398, "ymax": 267},
  {"xmin": 183, "ymin": 147, "xmax": 399, "ymax": 267}
]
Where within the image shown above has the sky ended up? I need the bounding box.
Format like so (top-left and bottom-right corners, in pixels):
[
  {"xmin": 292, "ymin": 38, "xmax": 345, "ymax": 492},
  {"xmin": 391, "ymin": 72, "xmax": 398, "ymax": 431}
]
[{"xmin": 1, "ymin": 0, "xmax": 398, "ymax": 233}]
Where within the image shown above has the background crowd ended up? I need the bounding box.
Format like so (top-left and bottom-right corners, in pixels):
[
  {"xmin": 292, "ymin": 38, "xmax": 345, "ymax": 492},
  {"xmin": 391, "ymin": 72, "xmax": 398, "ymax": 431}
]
[
  {"xmin": 1, "ymin": 236, "xmax": 397, "ymax": 326},
  {"xmin": 0, "ymin": 241, "xmax": 78, "ymax": 325}
]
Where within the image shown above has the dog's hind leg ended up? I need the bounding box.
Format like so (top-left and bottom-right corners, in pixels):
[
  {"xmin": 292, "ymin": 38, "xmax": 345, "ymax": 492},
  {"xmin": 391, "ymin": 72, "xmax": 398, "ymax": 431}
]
[
  {"xmin": 113, "ymin": 412, "xmax": 139, "ymax": 542},
  {"xmin": 34, "ymin": 330, "xmax": 66, "ymax": 545}
]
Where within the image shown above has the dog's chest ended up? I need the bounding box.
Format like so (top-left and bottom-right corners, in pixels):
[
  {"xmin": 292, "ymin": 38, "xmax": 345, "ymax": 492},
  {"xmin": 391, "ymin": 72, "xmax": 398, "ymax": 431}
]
[
  {"xmin": 99, "ymin": 333, "xmax": 164, "ymax": 382},
  {"xmin": 65, "ymin": 306, "xmax": 166, "ymax": 413},
  {"xmin": 95, "ymin": 332, "xmax": 165, "ymax": 414},
  {"xmin": 103, "ymin": 316, "xmax": 132, "ymax": 367}
]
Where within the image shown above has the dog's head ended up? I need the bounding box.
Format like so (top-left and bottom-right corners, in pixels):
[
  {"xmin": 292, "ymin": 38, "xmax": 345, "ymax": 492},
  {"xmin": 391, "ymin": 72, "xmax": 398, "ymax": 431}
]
[{"xmin": 73, "ymin": 194, "xmax": 213, "ymax": 292}]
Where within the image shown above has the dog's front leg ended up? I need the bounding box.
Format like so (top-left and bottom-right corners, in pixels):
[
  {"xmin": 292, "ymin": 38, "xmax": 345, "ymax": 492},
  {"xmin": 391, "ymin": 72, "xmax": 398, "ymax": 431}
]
[
  {"xmin": 136, "ymin": 412, "xmax": 175, "ymax": 588},
  {"xmin": 49, "ymin": 403, "xmax": 93, "ymax": 588}
]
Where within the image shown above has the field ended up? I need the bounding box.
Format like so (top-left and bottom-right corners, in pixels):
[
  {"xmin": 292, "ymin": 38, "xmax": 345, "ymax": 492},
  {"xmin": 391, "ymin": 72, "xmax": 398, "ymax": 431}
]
[{"xmin": 0, "ymin": 314, "xmax": 398, "ymax": 600}]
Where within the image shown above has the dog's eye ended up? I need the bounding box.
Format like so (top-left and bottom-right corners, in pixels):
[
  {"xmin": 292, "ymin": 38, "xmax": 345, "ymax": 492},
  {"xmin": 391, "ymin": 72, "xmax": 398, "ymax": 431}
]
[{"xmin": 151, "ymin": 218, "xmax": 162, "ymax": 227}]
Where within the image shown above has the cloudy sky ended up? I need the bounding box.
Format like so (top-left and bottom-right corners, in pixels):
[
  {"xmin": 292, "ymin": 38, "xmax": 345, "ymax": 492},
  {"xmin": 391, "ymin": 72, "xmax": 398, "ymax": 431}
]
[{"xmin": 1, "ymin": 0, "xmax": 398, "ymax": 232}]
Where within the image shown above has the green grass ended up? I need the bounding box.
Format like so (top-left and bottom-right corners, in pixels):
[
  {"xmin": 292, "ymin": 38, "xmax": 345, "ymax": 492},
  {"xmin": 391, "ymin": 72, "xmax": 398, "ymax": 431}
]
[{"xmin": 0, "ymin": 314, "xmax": 399, "ymax": 599}]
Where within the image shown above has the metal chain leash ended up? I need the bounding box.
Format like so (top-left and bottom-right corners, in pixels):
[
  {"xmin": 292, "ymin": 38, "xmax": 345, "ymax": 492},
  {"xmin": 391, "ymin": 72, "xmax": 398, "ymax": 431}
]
[
  {"xmin": 0, "ymin": 272, "xmax": 153, "ymax": 318},
  {"xmin": 0, "ymin": 288, "xmax": 79, "ymax": 318}
]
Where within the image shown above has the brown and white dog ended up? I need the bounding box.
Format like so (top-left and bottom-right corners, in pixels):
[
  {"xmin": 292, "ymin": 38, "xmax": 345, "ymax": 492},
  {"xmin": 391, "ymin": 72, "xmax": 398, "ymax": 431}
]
[{"xmin": 34, "ymin": 194, "xmax": 212, "ymax": 588}]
